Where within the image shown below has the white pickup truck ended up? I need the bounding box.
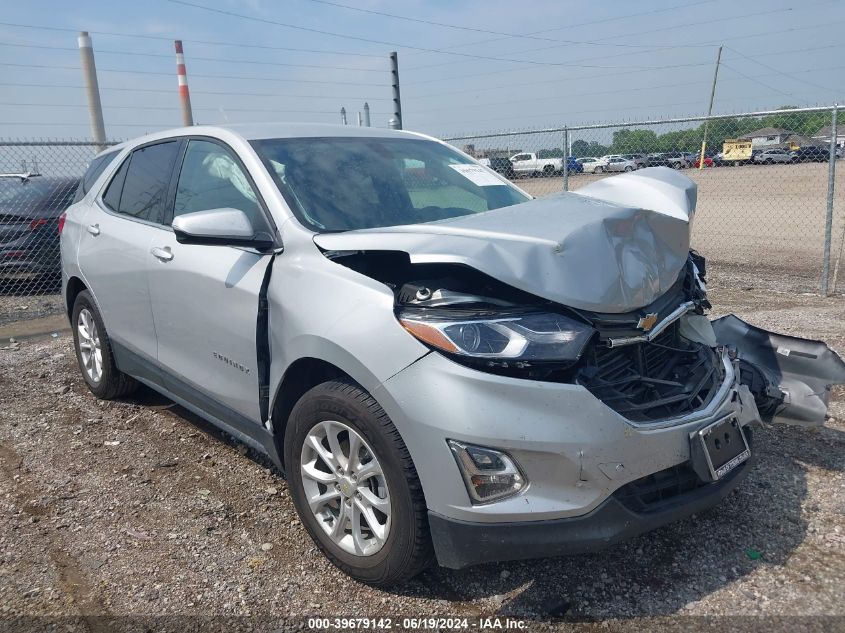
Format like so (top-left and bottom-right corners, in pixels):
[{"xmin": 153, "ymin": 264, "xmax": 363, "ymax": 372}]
[{"xmin": 509, "ymin": 152, "xmax": 563, "ymax": 176}]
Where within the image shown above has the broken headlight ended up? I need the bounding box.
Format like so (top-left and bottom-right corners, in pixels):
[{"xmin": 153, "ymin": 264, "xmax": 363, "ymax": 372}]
[{"xmin": 398, "ymin": 309, "xmax": 594, "ymax": 362}]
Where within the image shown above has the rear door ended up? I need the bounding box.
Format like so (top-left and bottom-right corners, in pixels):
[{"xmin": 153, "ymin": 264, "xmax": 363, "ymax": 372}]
[
  {"xmin": 77, "ymin": 140, "xmax": 180, "ymax": 368},
  {"xmin": 147, "ymin": 138, "xmax": 276, "ymax": 423}
]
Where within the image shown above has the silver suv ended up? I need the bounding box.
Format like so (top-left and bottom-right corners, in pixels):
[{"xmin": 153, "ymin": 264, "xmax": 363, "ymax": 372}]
[{"xmin": 61, "ymin": 124, "xmax": 845, "ymax": 586}]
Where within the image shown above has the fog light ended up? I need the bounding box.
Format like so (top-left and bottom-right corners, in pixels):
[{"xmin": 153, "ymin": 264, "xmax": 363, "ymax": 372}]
[{"xmin": 447, "ymin": 440, "xmax": 526, "ymax": 503}]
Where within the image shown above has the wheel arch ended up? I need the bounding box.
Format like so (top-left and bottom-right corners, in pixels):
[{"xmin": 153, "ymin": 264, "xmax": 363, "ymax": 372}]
[
  {"xmin": 65, "ymin": 276, "xmax": 87, "ymax": 319},
  {"xmin": 270, "ymin": 356, "xmax": 365, "ymax": 471}
]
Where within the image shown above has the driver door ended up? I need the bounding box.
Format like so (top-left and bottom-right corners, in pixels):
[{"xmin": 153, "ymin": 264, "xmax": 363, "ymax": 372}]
[{"xmin": 147, "ymin": 138, "xmax": 275, "ymax": 423}]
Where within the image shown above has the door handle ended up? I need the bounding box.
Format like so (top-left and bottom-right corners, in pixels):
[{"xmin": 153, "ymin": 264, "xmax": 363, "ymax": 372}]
[
  {"xmin": 150, "ymin": 246, "xmax": 173, "ymax": 262},
  {"xmin": 86, "ymin": 224, "xmax": 100, "ymax": 236}
]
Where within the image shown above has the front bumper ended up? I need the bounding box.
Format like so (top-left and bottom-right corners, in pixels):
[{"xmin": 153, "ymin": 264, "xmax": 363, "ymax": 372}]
[
  {"xmin": 375, "ymin": 348, "xmax": 760, "ymax": 526},
  {"xmin": 429, "ymin": 450, "xmax": 752, "ymax": 569}
]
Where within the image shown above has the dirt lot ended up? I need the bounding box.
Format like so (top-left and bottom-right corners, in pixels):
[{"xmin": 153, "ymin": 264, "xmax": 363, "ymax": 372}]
[
  {"xmin": 519, "ymin": 161, "xmax": 845, "ymax": 295},
  {"xmin": 1, "ymin": 282, "xmax": 844, "ymax": 631}
]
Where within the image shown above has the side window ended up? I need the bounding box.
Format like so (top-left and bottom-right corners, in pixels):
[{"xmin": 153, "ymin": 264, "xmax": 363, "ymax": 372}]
[
  {"xmin": 116, "ymin": 141, "xmax": 179, "ymax": 223},
  {"xmin": 173, "ymin": 140, "xmax": 262, "ymax": 228},
  {"xmin": 73, "ymin": 149, "xmax": 119, "ymax": 203},
  {"xmin": 102, "ymin": 155, "xmax": 129, "ymax": 212}
]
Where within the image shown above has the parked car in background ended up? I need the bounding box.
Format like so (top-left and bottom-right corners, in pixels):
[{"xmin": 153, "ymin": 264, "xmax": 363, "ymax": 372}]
[
  {"xmin": 604, "ymin": 156, "xmax": 640, "ymax": 172},
  {"xmin": 622, "ymin": 153, "xmax": 648, "ymax": 169},
  {"xmin": 566, "ymin": 155, "xmax": 583, "ymax": 174},
  {"xmin": 790, "ymin": 146, "xmax": 828, "ymax": 163},
  {"xmin": 692, "ymin": 151, "xmax": 717, "ymax": 168},
  {"xmin": 0, "ymin": 175, "xmax": 79, "ymax": 287},
  {"xmin": 487, "ymin": 156, "xmax": 516, "ymax": 178},
  {"xmin": 646, "ymin": 152, "xmax": 690, "ymax": 169},
  {"xmin": 753, "ymin": 148, "xmax": 793, "ymax": 164},
  {"xmin": 577, "ymin": 157, "xmax": 608, "ymax": 173},
  {"xmin": 61, "ymin": 124, "xmax": 845, "ymax": 586},
  {"xmin": 509, "ymin": 152, "xmax": 563, "ymax": 176}
]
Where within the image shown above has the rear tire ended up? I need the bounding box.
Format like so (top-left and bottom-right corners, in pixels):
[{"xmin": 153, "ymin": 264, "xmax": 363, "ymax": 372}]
[
  {"xmin": 71, "ymin": 290, "xmax": 138, "ymax": 400},
  {"xmin": 285, "ymin": 379, "xmax": 433, "ymax": 587},
  {"xmin": 595, "ymin": 166, "xmax": 605, "ymax": 174}
]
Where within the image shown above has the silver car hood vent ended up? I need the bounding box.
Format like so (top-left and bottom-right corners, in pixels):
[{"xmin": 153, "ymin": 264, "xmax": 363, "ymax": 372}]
[{"xmin": 315, "ymin": 168, "xmax": 697, "ymax": 313}]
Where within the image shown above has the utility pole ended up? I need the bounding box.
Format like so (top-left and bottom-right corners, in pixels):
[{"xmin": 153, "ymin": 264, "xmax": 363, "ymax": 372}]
[
  {"xmin": 175, "ymin": 40, "xmax": 194, "ymax": 126},
  {"xmin": 389, "ymin": 51, "xmax": 402, "ymax": 129},
  {"xmin": 363, "ymin": 102, "xmax": 371, "ymax": 127},
  {"xmin": 77, "ymin": 32, "xmax": 106, "ymax": 149},
  {"xmin": 699, "ymin": 45, "xmax": 722, "ymax": 170}
]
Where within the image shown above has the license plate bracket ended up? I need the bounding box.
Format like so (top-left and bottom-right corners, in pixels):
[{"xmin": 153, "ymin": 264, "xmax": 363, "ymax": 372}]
[{"xmin": 690, "ymin": 415, "xmax": 750, "ymax": 482}]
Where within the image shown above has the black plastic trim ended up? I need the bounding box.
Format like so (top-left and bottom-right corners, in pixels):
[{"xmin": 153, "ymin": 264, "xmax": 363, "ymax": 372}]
[
  {"xmin": 111, "ymin": 340, "xmax": 282, "ymax": 468},
  {"xmin": 428, "ymin": 457, "xmax": 752, "ymax": 569}
]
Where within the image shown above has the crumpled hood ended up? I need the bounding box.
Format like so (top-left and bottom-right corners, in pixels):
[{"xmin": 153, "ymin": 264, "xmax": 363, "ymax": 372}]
[{"xmin": 315, "ymin": 168, "xmax": 697, "ymax": 313}]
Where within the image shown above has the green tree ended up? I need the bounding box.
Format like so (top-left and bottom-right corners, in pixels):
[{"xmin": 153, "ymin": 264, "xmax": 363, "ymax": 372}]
[{"xmin": 610, "ymin": 129, "xmax": 659, "ymax": 154}]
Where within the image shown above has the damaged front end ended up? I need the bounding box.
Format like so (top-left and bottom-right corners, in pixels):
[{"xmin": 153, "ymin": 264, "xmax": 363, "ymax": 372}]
[{"xmin": 317, "ymin": 168, "xmax": 845, "ymax": 431}]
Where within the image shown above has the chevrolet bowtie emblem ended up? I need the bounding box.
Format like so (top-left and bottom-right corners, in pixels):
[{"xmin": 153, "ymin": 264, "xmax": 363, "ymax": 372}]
[{"xmin": 637, "ymin": 313, "xmax": 659, "ymax": 331}]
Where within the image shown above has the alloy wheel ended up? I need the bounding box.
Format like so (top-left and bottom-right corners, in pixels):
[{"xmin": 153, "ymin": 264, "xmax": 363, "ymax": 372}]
[
  {"xmin": 300, "ymin": 420, "xmax": 391, "ymax": 556},
  {"xmin": 77, "ymin": 308, "xmax": 103, "ymax": 384}
]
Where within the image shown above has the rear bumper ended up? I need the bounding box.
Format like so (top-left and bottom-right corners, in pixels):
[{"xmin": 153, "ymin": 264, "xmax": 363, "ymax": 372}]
[{"xmin": 429, "ymin": 454, "xmax": 752, "ymax": 569}]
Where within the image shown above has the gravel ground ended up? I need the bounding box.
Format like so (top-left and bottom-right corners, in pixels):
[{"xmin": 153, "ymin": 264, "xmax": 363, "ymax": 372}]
[{"xmin": 1, "ymin": 283, "xmax": 844, "ymax": 632}]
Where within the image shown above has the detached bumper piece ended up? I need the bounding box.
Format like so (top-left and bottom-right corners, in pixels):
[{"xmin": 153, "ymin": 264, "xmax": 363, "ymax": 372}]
[
  {"xmin": 712, "ymin": 315, "xmax": 845, "ymax": 425},
  {"xmin": 429, "ymin": 455, "xmax": 752, "ymax": 570}
]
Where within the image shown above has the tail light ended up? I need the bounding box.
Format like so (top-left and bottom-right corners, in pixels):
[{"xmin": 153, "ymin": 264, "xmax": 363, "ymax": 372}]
[
  {"xmin": 57, "ymin": 212, "xmax": 67, "ymax": 235},
  {"xmin": 30, "ymin": 218, "xmax": 47, "ymax": 231}
]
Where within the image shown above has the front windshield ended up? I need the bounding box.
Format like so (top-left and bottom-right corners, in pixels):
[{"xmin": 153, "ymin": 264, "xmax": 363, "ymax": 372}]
[{"xmin": 251, "ymin": 136, "xmax": 530, "ymax": 232}]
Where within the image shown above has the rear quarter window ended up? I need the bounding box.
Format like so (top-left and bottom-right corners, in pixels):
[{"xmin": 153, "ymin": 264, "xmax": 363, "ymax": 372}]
[
  {"xmin": 73, "ymin": 149, "xmax": 119, "ymax": 203},
  {"xmin": 102, "ymin": 141, "xmax": 179, "ymax": 223}
]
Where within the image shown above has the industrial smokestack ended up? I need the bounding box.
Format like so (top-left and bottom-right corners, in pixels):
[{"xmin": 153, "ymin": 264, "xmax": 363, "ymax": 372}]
[
  {"xmin": 174, "ymin": 40, "xmax": 194, "ymax": 126},
  {"xmin": 77, "ymin": 32, "xmax": 106, "ymax": 148}
]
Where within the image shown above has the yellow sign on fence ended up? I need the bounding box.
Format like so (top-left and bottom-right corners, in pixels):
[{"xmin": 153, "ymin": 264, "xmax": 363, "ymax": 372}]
[{"xmin": 722, "ymin": 139, "xmax": 753, "ymax": 162}]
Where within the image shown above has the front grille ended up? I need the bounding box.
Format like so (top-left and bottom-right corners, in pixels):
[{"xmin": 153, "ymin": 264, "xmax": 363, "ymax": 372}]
[
  {"xmin": 575, "ymin": 323, "xmax": 723, "ymax": 423},
  {"xmin": 614, "ymin": 462, "xmax": 706, "ymax": 513}
]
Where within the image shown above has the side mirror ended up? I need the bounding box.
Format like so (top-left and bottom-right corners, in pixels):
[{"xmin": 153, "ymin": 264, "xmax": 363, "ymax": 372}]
[{"xmin": 171, "ymin": 208, "xmax": 274, "ymax": 250}]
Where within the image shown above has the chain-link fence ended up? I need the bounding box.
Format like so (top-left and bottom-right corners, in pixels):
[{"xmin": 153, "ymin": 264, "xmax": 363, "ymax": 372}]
[
  {"xmin": 0, "ymin": 140, "xmax": 118, "ymax": 327},
  {"xmin": 1, "ymin": 106, "xmax": 843, "ymax": 328},
  {"xmin": 446, "ymin": 106, "xmax": 844, "ymax": 297}
]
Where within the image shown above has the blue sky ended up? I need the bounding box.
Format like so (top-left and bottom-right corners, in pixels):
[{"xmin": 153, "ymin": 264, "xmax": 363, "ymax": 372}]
[{"xmin": 0, "ymin": 0, "xmax": 843, "ymax": 139}]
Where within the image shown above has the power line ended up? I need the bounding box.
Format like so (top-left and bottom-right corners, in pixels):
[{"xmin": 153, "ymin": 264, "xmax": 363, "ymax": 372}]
[
  {"xmin": 409, "ymin": 60, "xmax": 713, "ymax": 89},
  {"xmin": 409, "ymin": 44, "xmax": 845, "ymax": 100},
  {"xmin": 401, "ymin": 0, "xmax": 716, "ymax": 57},
  {"xmin": 0, "ymin": 42, "xmax": 385, "ymax": 72},
  {"xmin": 403, "ymin": 16, "xmax": 845, "ymax": 88},
  {"xmin": 429, "ymin": 94, "xmax": 836, "ymax": 131},
  {"xmin": 0, "ymin": 102, "xmax": 390, "ymax": 115},
  {"xmin": 408, "ymin": 64, "xmax": 845, "ymax": 114},
  {"xmin": 404, "ymin": 4, "xmax": 791, "ymax": 72},
  {"xmin": 0, "ymin": 62, "xmax": 386, "ymax": 86},
  {"xmin": 165, "ymin": 0, "xmax": 718, "ymax": 65},
  {"xmin": 720, "ymin": 63, "xmax": 797, "ymax": 100},
  {"xmin": 724, "ymin": 45, "xmax": 841, "ymax": 94},
  {"xmin": 0, "ymin": 81, "xmax": 392, "ymax": 101},
  {"xmin": 0, "ymin": 21, "xmax": 384, "ymax": 57},
  {"xmin": 302, "ymin": 0, "xmax": 712, "ymax": 50}
]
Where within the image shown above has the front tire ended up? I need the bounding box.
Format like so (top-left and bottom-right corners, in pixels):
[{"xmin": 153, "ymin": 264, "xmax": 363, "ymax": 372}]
[
  {"xmin": 285, "ymin": 380, "xmax": 433, "ymax": 587},
  {"xmin": 624, "ymin": 165, "xmax": 633, "ymax": 172},
  {"xmin": 71, "ymin": 290, "xmax": 138, "ymax": 400}
]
